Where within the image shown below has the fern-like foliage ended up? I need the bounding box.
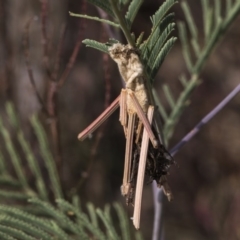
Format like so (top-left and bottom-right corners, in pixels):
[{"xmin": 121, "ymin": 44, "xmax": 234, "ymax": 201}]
[
  {"xmin": 72, "ymin": 0, "xmax": 177, "ymax": 84},
  {"xmin": 0, "ymin": 198, "xmax": 141, "ymax": 240},
  {"xmin": 125, "ymin": 0, "xmax": 144, "ymax": 28},
  {"xmin": 82, "ymin": 39, "xmax": 109, "ymax": 53},
  {"xmin": 0, "ymin": 102, "xmax": 142, "ymax": 239},
  {"xmin": 156, "ymin": 0, "xmax": 240, "ymax": 143},
  {"xmin": 139, "ymin": 0, "xmax": 177, "ymax": 80},
  {"xmin": 86, "ymin": 0, "xmax": 115, "ymax": 17}
]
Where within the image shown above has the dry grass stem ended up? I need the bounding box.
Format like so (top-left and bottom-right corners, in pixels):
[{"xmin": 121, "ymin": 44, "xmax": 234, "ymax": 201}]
[
  {"xmin": 133, "ymin": 106, "xmax": 154, "ymax": 229},
  {"xmin": 129, "ymin": 90, "xmax": 158, "ymax": 148},
  {"xmin": 121, "ymin": 113, "xmax": 136, "ymax": 196},
  {"xmin": 78, "ymin": 96, "xmax": 120, "ymax": 140}
]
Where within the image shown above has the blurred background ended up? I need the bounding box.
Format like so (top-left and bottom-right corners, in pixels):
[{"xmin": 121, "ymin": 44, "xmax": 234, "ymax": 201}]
[{"xmin": 0, "ymin": 0, "xmax": 240, "ymax": 239}]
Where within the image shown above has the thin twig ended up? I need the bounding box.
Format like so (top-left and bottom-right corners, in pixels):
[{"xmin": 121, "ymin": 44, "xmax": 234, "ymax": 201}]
[
  {"xmin": 51, "ymin": 24, "xmax": 66, "ymax": 81},
  {"xmin": 23, "ymin": 17, "xmax": 48, "ymax": 115},
  {"xmin": 152, "ymin": 83, "xmax": 240, "ymax": 240},
  {"xmin": 41, "ymin": 0, "xmax": 49, "ymax": 70},
  {"xmin": 58, "ymin": 0, "xmax": 87, "ymax": 87},
  {"xmin": 70, "ymin": 25, "xmax": 113, "ymax": 195},
  {"xmin": 109, "ymin": 0, "xmax": 135, "ymax": 46},
  {"xmin": 152, "ymin": 184, "xmax": 164, "ymax": 240},
  {"xmin": 170, "ymin": 83, "xmax": 240, "ymax": 156},
  {"xmin": 133, "ymin": 106, "xmax": 154, "ymax": 229}
]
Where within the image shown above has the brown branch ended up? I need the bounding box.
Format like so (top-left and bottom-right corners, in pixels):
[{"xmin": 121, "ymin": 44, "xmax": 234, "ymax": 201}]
[
  {"xmin": 71, "ymin": 23, "xmax": 113, "ymax": 194},
  {"xmin": 51, "ymin": 24, "xmax": 66, "ymax": 82},
  {"xmin": 58, "ymin": 0, "xmax": 87, "ymax": 87},
  {"xmin": 40, "ymin": 0, "xmax": 49, "ymax": 69},
  {"xmin": 0, "ymin": 0, "xmax": 14, "ymax": 98},
  {"xmin": 23, "ymin": 17, "xmax": 48, "ymax": 115}
]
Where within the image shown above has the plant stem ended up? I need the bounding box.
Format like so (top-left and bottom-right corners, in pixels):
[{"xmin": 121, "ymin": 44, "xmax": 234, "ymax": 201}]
[{"xmin": 109, "ymin": 0, "xmax": 135, "ymax": 46}]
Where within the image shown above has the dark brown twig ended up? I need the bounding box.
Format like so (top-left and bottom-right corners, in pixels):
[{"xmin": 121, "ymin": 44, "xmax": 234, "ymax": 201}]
[
  {"xmin": 23, "ymin": 17, "xmax": 48, "ymax": 115},
  {"xmin": 40, "ymin": 0, "xmax": 62, "ymax": 170},
  {"xmin": 58, "ymin": 0, "xmax": 87, "ymax": 87},
  {"xmin": 71, "ymin": 23, "xmax": 112, "ymax": 195},
  {"xmin": 51, "ymin": 24, "xmax": 66, "ymax": 82},
  {"xmin": 40, "ymin": 0, "xmax": 49, "ymax": 69}
]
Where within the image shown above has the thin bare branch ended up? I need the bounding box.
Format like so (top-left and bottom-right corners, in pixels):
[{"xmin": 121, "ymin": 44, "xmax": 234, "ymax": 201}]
[
  {"xmin": 170, "ymin": 83, "xmax": 240, "ymax": 156},
  {"xmin": 51, "ymin": 24, "xmax": 66, "ymax": 81},
  {"xmin": 58, "ymin": 0, "xmax": 87, "ymax": 87},
  {"xmin": 23, "ymin": 17, "xmax": 48, "ymax": 115},
  {"xmin": 41, "ymin": 0, "xmax": 49, "ymax": 69}
]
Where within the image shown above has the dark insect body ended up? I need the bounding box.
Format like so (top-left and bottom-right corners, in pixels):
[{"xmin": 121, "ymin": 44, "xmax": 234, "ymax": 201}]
[{"xmin": 125, "ymin": 126, "xmax": 175, "ymax": 205}]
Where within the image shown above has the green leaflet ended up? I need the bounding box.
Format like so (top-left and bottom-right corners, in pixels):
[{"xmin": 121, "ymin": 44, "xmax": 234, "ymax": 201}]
[
  {"xmin": 86, "ymin": 0, "xmax": 115, "ymax": 17},
  {"xmin": 69, "ymin": 12, "xmax": 120, "ymax": 28},
  {"xmin": 150, "ymin": 37, "xmax": 177, "ymax": 80},
  {"xmin": 82, "ymin": 39, "xmax": 109, "ymax": 53},
  {"xmin": 6, "ymin": 102, "xmax": 48, "ymax": 201},
  {"xmin": 0, "ymin": 205, "xmax": 70, "ymax": 240},
  {"xmin": 0, "ymin": 215, "xmax": 51, "ymax": 240},
  {"xmin": 113, "ymin": 203, "xmax": 131, "ymax": 240},
  {"xmin": 162, "ymin": 0, "xmax": 240, "ymax": 143},
  {"xmin": 150, "ymin": 0, "xmax": 177, "ymax": 26},
  {"xmin": 139, "ymin": 0, "xmax": 177, "ymax": 80},
  {"xmin": 125, "ymin": 0, "xmax": 144, "ymax": 27},
  {"xmin": 57, "ymin": 199, "xmax": 106, "ymax": 240},
  {"xmin": 145, "ymin": 0, "xmax": 177, "ymax": 52},
  {"xmin": 0, "ymin": 225, "xmax": 36, "ymax": 240},
  {"xmin": 29, "ymin": 198, "xmax": 86, "ymax": 238},
  {"xmin": 143, "ymin": 13, "xmax": 175, "ymax": 75},
  {"xmin": 30, "ymin": 115, "xmax": 63, "ymax": 200}
]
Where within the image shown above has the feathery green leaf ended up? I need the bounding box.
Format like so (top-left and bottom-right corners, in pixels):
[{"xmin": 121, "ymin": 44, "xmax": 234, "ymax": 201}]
[
  {"xmin": 69, "ymin": 12, "xmax": 120, "ymax": 27},
  {"xmin": 113, "ymin": 203, "xmax": 131, "ymax": 240},
  {"xmin": 96, "ymin": 208, "xmax": 121, "ymax": 240},
  {"xmin": 57, "ymin": 199, "xmax": 106, "ymax": 240},
  {"xmin": 178, "ymin": 22, "xmax": 193, "ymax": 72},
  {"xmin": 153, "ymin": 88, "xmax": 168, "ymax": 122},
  {"xmin": 0, "ymin": 205, "xmax": 70, "ymax": 240},
  {"xmin": 181, "ymin": 1, "xmax": 198, "ymax": 39},
  {"xmin": 136, "ymin": 32, "xmax": 144, "ymax": 47},
  {"xmin": 87, "ymin": 203, "xmax": 98, "ymax": 228},
  {"xmin": 0, "ymin": 151, "xmax": 6, "ymax": 174},
  {"xmin": 30, "ymin": 115, "xmax": 63, "ymax": 199},
  {"xmin": 0, "ymin": 225, "xmax": 36, "ymax": 240},
  {"xmin": 0, "ymin": 176, "xmax": 21, "ymax": 188},
  {"xmin": 0, "ymin": 215, "xmax": 51, "ymax": 240},
  {"xmin": 125, "ymin": 0, "xmax": 144, "ymax": 27},
  {"xmin": 214, "ymin": 0, "xmax": 221, "ymax": 25},
  {"xmin": 0, "ymin": 117, "xmax": 29, "ymax": 190},
  {"xmin": 150, "ymin": 37, "xmax": 177, "ymax": 80},
  {"xmin": 143, "ymin": 13, "xmax": 175, "ymax": 60},
  {"xmin": 0, "ymin": 231, "xmax": 17, "ymax": 240},
  {"xmin": 29, "ymin": 198, "xmax": 83, "ymax": 236},
  {"xmin": 6, "ymin": 102, "xmax": 48, "ymax": 201},
  {"xmin": 163, "ymin": 84, "xmax": 175, "ymax": 109},
  {"xmin": 82, "ymin": 39, "xmax": 109, "ymax": 53},
  {"xmin": 0, "ymin": 190, "xmax": 30, "ymax": 201},
  {"xmin": 86, "ymin": 0, "xmax": 115, "ymax": 17},
  {"xmin": 150, "ymin": 0, "xmax": 177, "ymax": 27},
  {"xmin": 146, "ymin": 20, "xmax": 175, "ymax": 74}
]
